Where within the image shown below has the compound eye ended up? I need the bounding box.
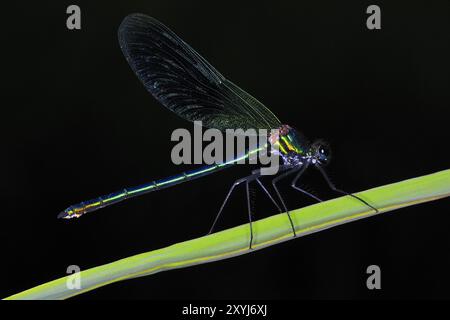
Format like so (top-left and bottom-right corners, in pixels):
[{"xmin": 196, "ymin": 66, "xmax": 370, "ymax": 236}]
[{"xmin": 317, "ymin": 145, "xmax": 330, "ymax": 163}]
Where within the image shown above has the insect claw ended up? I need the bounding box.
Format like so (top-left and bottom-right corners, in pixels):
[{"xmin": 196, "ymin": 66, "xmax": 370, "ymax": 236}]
[
  {"xmin": 57, "ymin": 211, "xmax": 69, "ymax": 219},
  {"xmin": 57, "ymin": 208, "xmax": 78, "ymax": 219}
]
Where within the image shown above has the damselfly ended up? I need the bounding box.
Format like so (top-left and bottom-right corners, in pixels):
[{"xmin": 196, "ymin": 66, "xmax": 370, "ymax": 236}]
[{"xmin": 58, "ymin": 14, "xmax": 377, "ymax": 248}]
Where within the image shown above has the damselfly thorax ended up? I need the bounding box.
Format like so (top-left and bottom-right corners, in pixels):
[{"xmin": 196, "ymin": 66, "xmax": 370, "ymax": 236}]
[{"xmin": 269, "ymin": 124, "xmax": 330, "ymax": 167}]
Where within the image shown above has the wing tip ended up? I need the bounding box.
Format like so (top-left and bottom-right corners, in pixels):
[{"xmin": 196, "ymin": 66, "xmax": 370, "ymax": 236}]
[{"xmin": 118, "ymin": 13, "xmax": 166, "ymax": 51}]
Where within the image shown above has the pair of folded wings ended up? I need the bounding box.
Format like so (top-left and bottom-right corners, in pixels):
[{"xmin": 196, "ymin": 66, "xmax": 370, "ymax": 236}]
[{"xmin": 118, "ymin": 13, "xmax": 282, "ymax": 131}]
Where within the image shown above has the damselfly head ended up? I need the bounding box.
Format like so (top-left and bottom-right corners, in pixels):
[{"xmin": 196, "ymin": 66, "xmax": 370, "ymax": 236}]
[{"xmin": 310, "ymin": 140, "xmax": 331, "ymax": 166}]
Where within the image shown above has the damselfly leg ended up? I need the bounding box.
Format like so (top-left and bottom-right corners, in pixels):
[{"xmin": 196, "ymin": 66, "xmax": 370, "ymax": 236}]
[
  {"xmin": 245, "ymin": 181, "xmax": 253, "ymax": 249},
  {"xmin": 315, "ymin": 165, "xmax": 378, "ymax": 213},
  {"xmin": 255, "ymin": 179, "xmax": 282, "ymax": 213},
  {"xmin": 208, "ymin": 166, "xmax": 293, "ymax": 249},
  {"xmin": 290, "ymin": 163, "xmax": 323, "ymax": 202},
  {"xmin": 271, "ymin": 166, "xmax": 302, "ymax": 238},
  {"xmin": 207, "ymin": 174, "xmax": 255, "ymax": 237}
]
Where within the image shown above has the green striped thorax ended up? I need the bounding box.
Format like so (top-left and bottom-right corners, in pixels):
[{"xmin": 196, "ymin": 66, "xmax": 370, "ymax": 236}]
[{"xmin": 269, "ymin": 125, "xmax": 331, "ymax": 166}]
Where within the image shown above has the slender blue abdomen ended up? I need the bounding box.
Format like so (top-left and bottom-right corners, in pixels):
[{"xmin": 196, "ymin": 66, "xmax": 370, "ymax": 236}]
[{"xmin": 59, "ymin": 149, "xmax": 260, "ymax": 219}]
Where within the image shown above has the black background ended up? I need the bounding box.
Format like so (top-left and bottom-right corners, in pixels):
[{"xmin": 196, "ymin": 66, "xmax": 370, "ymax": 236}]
[{"xmin": 1, "ymin": 0, "xmax": 449, "ymax": 300}]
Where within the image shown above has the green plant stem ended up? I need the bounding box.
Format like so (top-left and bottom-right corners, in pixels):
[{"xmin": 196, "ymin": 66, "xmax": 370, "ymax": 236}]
[{"xmin": 4, "ymin": 169, "xmax": 450, "ymax": 300}]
